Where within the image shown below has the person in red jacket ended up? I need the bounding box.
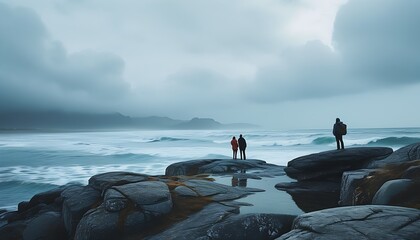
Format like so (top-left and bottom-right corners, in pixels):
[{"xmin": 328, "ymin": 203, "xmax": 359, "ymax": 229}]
[{"xmin": 230, "ymin": 136, "xmax": 238, "ymax": 159}]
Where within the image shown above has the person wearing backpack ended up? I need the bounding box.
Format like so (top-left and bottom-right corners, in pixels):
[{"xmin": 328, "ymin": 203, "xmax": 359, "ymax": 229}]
[{"xmin": 333, "ymin": 118, "xmax": 346, "ymax": 150}]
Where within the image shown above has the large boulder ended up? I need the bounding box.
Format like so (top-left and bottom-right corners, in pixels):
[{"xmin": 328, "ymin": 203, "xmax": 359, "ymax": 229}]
[
  {"xmin": 22, "ymin": 211, "xmax": 66, "ymax": 240},
  {"xmin": 74, "ymin": 180, "xmax": 176, "ymax": 240},
  {"xmin": 75, "ymin": 205, "xmax": 145, "ymax": 240},
  {"xmin": 61, "ymin": 185, "xmax": 101, "ymax": 238},
  {"xmin": 284, "ymin": 147, "xmax": 393, "ymax": 181},
  {"xmin": 111, "ymin": 181, "xmax": 173, "ymax": 215},
  {"xmin": 367, "ymin": 142, "xmax": 420, "ymax": 168},
  {"xmin": 372, "ymin": 179, "xmax": 420, "ymax": 207},
  {"xmin": 278, "ymin": 205, "xmax": 420, "ymax": 240},
  {"xmin": 146, "ymin": 202, "xmax": 239, "ymax": 240},
  {"xmin": 165, "ymin": 159, "xmax": 284, "ymax": 178},
  {"xmin": 275, "ymin": 181, "xmax": 340, "ymax": 213}
]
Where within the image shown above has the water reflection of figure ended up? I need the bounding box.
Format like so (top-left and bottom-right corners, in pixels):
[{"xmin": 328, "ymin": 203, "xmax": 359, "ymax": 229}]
[
  {"xmin": 231, "ymin": 175, "xmax": 238, "ymax": 187},
  {"xmin": 238, "ymin": 178, "xmax": 247, "ymax": 187},
  {"xmin": 231, "ymin": 169, "xmax": 248, "ymax": 187}
]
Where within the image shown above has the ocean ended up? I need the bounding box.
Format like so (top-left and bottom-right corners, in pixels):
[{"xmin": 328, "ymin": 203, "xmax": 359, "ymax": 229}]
[{"xmin": 1, "ymin": 128, "xmax": 420, "ymax": 211}]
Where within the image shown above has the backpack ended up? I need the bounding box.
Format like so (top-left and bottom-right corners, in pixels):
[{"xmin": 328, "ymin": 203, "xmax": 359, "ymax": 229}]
[{"xmin": 339, "ymin": 122, "xmax": 347, "ymax": 135}]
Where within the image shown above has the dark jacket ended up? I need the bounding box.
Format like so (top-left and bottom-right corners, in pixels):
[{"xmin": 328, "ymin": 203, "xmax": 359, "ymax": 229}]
[
  {"xmin": 333, "ymin": 122, "xmax": 343, "ymax": 136},
  {"xmin": 238, "ymin": 137, "xmax": 247, "ymax": 150}
]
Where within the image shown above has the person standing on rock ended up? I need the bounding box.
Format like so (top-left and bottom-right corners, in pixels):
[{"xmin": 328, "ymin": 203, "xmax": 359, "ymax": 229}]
[
  {"xmin": 231, "ymin": 136, "xmax": 238, "ymax": 159},
  {"xmin": 333, "ymin": 118, "xmax": 346, "ymax": 150},
  {"xmin": 238, "ymin": 134, "xmax": 247, "ymax": 160}
]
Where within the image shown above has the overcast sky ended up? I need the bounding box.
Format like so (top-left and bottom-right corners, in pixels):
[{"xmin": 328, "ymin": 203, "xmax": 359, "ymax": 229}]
[{"xmin": 1, "ymin": 0, "xmax": 419, "ymax": 129}]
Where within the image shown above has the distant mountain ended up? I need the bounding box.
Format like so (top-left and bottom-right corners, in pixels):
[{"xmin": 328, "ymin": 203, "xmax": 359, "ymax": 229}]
[
  {"xmin": 175, "ymin": 117, "xmax": 223, "ymax": 129},
  {"xmin": 0, "ymin": 111, "xmax": 258, "ymax": 130}
]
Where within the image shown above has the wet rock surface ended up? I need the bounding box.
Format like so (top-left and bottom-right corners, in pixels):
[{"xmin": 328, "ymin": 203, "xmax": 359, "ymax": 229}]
[
  {"xmin": 277, "ymin": 205, "xmax": 420, "ymax": 240},
  {"xmin": 165, "ymin": 159, "xmax": 284, "ymax": 178}
]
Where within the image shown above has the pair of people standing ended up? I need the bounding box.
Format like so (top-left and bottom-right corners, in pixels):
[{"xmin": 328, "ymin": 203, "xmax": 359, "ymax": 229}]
[{"xmin": 230, "ymin": 134, "xmax": 247, "ymax": 160}]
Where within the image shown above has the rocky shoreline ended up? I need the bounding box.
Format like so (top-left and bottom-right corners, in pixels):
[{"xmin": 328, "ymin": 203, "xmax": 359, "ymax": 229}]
[{"xmin": 1, "ymin": 144, "xmax": 420, "ymax": 239}]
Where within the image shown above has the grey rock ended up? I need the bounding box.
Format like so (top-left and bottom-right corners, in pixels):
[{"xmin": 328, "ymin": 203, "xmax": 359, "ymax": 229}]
[
  {"xmin": 88, "ymin": 171, "xmax": 149, "ymax": 192},
  {"xmin": 75, "ymin": 205, "xmax": 150, "ymax": 240},
  {"xmin": 22, "ymin": 211, "xmax": 66, "ymax": 240},
  {"xmin": 174, "ymin": 186, "xmax": 198, "ymax": 197},
  {"xmin": 402, "ymin": 165, "xmax": 420, "ymax": 179},
  {"xmin": 104, "ymin": 188, "xmax": 128, "ymax": 212},
  {"xmin": 276, "ymin": 181, "xmax": 340, "ymax": 212},
  {"xmin": 284, "ymin": 147, "xmax": 392, "ymax": 181},
  {"xmin": 278, "ymin": 205, "xmax": 420, "ymax": 240},
  {"xmin": 206, "ymin": 213, "xmax": 296, "ymax": 240},
  {"xmin": 112, "ymin": 181, "xmax": 172, "ymax": 216},
  {"xmin": 165, "ymin": 159, "xmax": 284, "ymax": 177},
  {"xmin": 61, "ymin": 185, "xmax": 101, "ymax": 238},
  {"xmin": 184, "ymin": 179, "xmax": 258, "ymax": 201},
  {"xmin": 368, "ymin": 143, "xmax": 420, "ymax": 168},
  {"xmin": 146, "ymin": 202, "xmax": 239, "ymax": 240},
  {"xmin": 74, "ymin": 205, "xmax": 124, "ymax": 240},
  {"xmin": 165, "ymin": 159, "xmax": 216, "ymax": 176},
  {"xmin": 372, "ymin": 179, "xmax": 415, "ymax": 205},
  {"xmin": 340, "ymin": 169, "xmax": 376, "ymax": 206}
]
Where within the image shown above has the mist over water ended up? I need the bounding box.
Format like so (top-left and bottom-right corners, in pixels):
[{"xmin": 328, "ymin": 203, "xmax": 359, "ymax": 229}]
[{"xmin": 1, "ymin": 128, "xmax": 420, "ymax": 209}]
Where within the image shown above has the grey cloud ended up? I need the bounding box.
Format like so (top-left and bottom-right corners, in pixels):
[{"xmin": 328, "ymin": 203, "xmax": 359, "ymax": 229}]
[
  {"xmin": 250, "ymin": 40, "xmax": 345, "ymax": 102},
  {"xmin": 250, "ymin": 0, "xmax": 420, "ymax": 103},
  {"xmin": 333, "ymin": 0, "xmax": 420, "ymax": 84},
  {"xmin": 0, "ymin": 2, "xmax": 129, "ymax": 111}
]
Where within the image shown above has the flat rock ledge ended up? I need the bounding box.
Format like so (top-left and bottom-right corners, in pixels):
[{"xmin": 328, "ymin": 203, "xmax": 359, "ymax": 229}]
[
  {"xmin": 165, "ymin": 159, "xmax": 284, "ymax": 178},
  {"xmin": 277, "ymin": 205, "xmax": 420, "ymax": 240},
  {"xmin": 284, "ymin": 147, "xmax": 393, "ymax": 181}
]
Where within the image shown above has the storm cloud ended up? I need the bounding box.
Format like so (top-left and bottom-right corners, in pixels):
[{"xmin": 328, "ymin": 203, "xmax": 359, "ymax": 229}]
[
  {"xmin": 250, "ymin": 0, "xmax": 420, "ymax": 103},
  {"xmin": 0, "ymin": 3, "xmax": 129, "ymax": 112},
  {"xmin": 0, "ymin": 0, "xmax": 419, "ymax": 128}
]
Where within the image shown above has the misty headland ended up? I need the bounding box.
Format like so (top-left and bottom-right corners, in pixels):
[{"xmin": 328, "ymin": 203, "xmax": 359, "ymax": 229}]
[{"xmin": 0, "ymin": 111, "xmax": 258, "ymax": 131}]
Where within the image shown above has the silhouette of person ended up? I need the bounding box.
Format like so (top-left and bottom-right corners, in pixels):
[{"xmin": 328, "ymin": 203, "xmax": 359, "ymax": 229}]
[
  {"xmin": 333, "ymin": 118, "xmax": 345, "ymax": 150},
  {"xmin": 230, "ymin": 136, "xmax": 238, "ymax": 159},
  {"xmin": 238, "ymin": 169, "xmax": 248, "ymax": 187},
  {"xmin": 231, "ymin": 175, "xmax": 238, "ymax": 187},
  {"xmin": 238, "ymin": 134, "xmax": 247, "ymax": 160}
]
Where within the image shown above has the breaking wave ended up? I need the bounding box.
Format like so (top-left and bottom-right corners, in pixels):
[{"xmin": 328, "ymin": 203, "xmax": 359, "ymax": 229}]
[{"xmin": 367, "ymin": 137, "xmax": 420, "ymax": 146}]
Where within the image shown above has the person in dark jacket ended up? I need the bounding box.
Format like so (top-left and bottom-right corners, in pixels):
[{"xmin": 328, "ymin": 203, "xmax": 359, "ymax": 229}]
[
  {"xmin": 238, "ymin": 134, "xmax": 247, "ymax": 160},
  {"xmin": 333, "ymin": 118, "xmax": 345, "ymax": 150}
]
